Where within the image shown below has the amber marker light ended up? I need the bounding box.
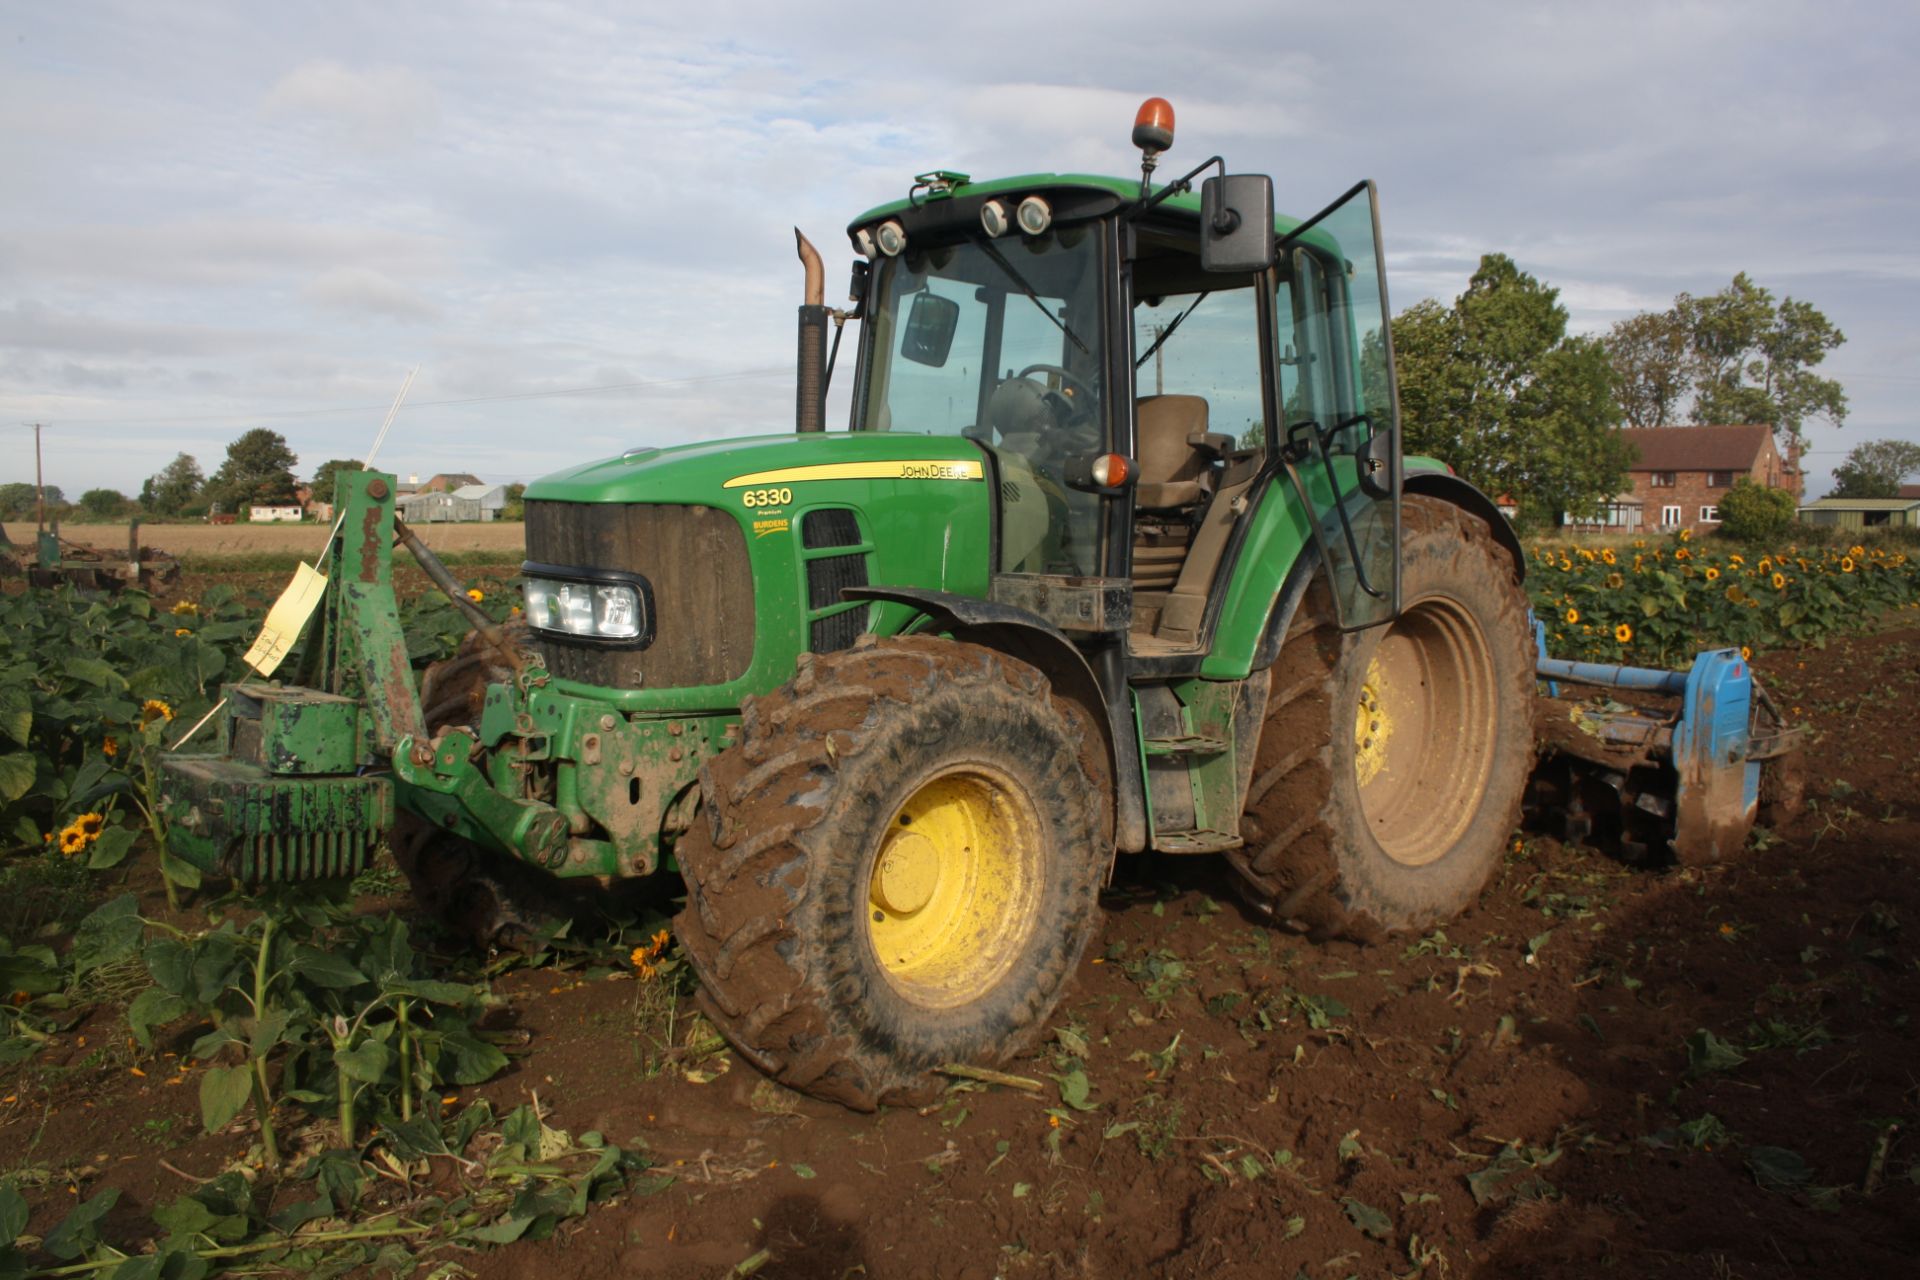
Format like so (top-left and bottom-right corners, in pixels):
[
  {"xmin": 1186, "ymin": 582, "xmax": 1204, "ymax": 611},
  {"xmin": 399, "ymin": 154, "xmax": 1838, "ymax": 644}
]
[
  {"xmin": 1132, "ymin": 97, "xmax": 1175, "ymax": 155},
  {"xmin": 1092, "ymin": 454, "xmax": 1131, "ymax": 488}
]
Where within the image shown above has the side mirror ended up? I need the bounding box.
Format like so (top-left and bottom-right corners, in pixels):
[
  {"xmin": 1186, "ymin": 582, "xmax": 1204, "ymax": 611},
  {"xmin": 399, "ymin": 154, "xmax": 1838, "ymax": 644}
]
[
  {"xmin": 900, "ymin": 292, "xmax": 960, "ymax": 367},
  {"xmin": 1200, "ymin": 174, "xmax": 1275, "ymax": 274}
]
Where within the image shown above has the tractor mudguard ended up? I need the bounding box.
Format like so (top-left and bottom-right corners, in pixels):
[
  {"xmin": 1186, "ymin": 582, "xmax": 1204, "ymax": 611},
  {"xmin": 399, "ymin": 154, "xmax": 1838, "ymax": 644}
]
[
  {"xmin": 1403, "ymin": 470, "xmax": 1525, "ymax": 583},
  {"xmin": 844, "ymin": 584, "xmax": 1142, "ymax": 852}
]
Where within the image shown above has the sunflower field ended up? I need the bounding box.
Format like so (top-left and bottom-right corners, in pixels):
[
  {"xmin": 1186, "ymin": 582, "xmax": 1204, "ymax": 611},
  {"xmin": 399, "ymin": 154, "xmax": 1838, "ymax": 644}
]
[{"xmin": 1529, "ymin": 532, "xmax": 1920, "ymax": 666}]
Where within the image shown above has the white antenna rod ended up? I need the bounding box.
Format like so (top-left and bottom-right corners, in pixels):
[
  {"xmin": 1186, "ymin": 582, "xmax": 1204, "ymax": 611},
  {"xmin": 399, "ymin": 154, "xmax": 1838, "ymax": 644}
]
[{"xmin": 172, "ymin": 366, "xmax": 419, "ymax": 753}]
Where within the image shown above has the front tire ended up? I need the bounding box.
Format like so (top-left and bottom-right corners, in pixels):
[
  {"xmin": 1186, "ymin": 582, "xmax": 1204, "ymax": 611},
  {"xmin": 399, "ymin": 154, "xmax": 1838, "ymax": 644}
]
[
  {"xmin": 675, "ymin": 636, "xmax": 1108, "ymax": 1110},
  {"xmin": 1228, "ymin": 496, "xmax": 1534, "ymax": 938}
]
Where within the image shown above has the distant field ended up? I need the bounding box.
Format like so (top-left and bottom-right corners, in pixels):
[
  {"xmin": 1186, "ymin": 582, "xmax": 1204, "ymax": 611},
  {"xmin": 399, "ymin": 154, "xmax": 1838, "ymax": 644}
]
[{"xmin": 4, "ymin": 520, "xmax": 525, "ymax": 558}]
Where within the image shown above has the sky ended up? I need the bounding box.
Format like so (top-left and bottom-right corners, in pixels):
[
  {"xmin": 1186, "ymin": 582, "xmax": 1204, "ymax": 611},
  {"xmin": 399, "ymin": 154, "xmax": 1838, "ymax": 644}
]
[{"xmin": 3, "ymin": 1, "xmax": 1916, "ymax": 501}]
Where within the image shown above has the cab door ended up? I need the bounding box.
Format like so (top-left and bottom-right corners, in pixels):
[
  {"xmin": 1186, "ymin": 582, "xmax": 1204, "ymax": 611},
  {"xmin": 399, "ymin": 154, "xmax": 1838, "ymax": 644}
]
[{"xmin": 1272, "ymin": 181, "xmax": 1402, "ymax": 630}]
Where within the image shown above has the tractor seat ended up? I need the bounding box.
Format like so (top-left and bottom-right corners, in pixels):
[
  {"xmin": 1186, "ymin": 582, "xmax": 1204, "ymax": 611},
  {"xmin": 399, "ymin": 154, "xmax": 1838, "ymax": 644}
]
[{"xmin": 1131, "ymin": 395, "xmax": 1232, "ymax": 595}]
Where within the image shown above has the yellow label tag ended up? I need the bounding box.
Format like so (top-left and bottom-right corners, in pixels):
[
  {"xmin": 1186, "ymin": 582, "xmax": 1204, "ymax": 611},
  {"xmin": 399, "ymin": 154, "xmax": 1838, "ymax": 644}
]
[
  {"xmin": 242, "ymin": 562, "xmax": 329, "ymax": 676},
  {"xmin": 722, "ymin": 459, "xmax": 983, "ymax": 488},
  {"xmin": 752, "ymin": 517, "xmax": 791, "ymax": 539}
]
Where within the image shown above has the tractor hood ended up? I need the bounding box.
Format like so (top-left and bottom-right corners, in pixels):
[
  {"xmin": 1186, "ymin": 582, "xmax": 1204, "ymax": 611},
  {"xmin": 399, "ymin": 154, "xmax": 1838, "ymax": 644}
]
[{"xmin": 525, "ymin": 430, "xmax": 994, "ymax": 506}]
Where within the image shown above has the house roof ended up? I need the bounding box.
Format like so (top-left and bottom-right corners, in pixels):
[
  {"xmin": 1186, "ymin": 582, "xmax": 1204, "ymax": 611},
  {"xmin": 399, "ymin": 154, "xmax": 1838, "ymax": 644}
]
[
  {"xmin": 1799, "ymin": 497, "xmax": 1920, "ymax": 511},
  {"xmin": 451, "ymin": 484, "xmax": 505, "ymax": 501},
  {"xmin": 1900, "ymin": 484, "xmax": 1920, "ymax": 500},
  {"xmin": 1618, "ymin": 425, "xmax": 1774, "ymax": 472}
]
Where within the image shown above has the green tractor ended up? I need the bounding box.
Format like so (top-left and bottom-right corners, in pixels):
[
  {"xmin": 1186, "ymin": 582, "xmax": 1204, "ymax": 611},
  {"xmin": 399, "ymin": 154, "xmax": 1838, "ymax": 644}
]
[{"xmin": 160, "ymin": 100, "xmax": 1773, "ymax": 1110}]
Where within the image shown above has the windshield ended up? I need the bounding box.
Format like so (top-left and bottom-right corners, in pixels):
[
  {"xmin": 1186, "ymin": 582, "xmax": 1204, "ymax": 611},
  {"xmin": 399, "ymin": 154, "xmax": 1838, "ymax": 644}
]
[{"xmin": 859, "ymin": 228, "xmax": 1108, "ymax": 577}]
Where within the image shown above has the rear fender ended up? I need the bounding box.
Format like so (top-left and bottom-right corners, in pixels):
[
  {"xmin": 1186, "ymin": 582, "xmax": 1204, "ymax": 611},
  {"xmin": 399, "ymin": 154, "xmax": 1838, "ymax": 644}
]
[{"xmin": 845, "ymin": 585, "xmax": 1141, "ymax": 853}]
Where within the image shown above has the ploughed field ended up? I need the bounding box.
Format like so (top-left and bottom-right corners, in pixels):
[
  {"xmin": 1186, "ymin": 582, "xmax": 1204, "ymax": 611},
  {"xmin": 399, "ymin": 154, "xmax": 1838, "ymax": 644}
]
[
  {"xmin": 2, "ymin": 592, "xmax": 1917, "ymax": 1276},
  {"xmin": 2, "ymin": 520, "xmax": 526, "ymax": 560}
]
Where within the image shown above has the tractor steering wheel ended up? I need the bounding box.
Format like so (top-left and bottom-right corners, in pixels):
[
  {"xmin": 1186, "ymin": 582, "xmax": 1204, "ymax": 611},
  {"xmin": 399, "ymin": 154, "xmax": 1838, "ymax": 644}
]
[{"xmin": 1010, "ymin": 364, "xmax": 1098, "ymax": 420}]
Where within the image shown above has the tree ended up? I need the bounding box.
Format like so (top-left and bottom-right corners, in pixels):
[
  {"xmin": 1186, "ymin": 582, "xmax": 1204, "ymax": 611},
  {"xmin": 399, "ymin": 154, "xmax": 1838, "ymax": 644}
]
[
  {"xmin": 205, "ymin": 430, "xmax": 299, "ymax": 510},
  {"xmin": 77, "ymin": 488, "xmax": 128, "ymax": 519},
  {"xmin": 1605, "ymin": 310, "xmax": 1690, "ymax": 427},
  {"xmin": 1393, "ymin": 254, "xmax": 1629, "ymax": 529},
  {"xmin": 501, "ymin": 482, "xmax": 528, "ymax": 521},
  {"xmin": 1607, "ymin": 274, "xmax": 1846, "ymax": 448},
  {"xmin": 1827, "ymin": 439, "xmax": 1920, "ymax": 499},
  {"xmin": 143, "ymin": 453, "xmax": 204, "ymax": 516},
  {"xmin": 1716, "ymin": 477, "xmax": 1796, "ymax": 542},
  {"xmin": 309, "ymin": 459, "xmax": 364, "ymax": 505},
  {"xmin": 0, "ymin": 483, "xmax": 65, "ymax": 520}
]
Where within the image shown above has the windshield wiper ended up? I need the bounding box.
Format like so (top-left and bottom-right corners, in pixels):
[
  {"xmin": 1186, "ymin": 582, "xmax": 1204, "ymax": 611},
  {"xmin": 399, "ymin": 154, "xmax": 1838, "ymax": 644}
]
[
  {"xmin": 1135, "ymin": 292, "xmax": 1209, "ymax": 369},
  {"xmin": 975, "ymin": 237, "xmax": 1089, "ymax": 356}
]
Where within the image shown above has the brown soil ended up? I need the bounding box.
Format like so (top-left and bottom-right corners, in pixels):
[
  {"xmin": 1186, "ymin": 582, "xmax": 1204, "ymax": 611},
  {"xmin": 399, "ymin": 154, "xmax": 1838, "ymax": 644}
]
[{"xmin": 6, "ymin": 626, "xmax": 1918, "ymax": 1278}]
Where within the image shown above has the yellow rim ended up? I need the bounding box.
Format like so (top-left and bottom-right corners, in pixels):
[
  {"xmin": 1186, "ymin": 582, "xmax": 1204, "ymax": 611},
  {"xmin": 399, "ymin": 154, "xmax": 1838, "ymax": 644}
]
[
  {"xmin": 1354, "ymin": 598, "xmax": 1500, "ymax": 866},
  {"xmin": 1353, "ymin": 661, "xmax": 1390, "ymax": 788},
  {"xmin": 866, "ymin": 765, "xmax": 1043, "ymax": 1008}
]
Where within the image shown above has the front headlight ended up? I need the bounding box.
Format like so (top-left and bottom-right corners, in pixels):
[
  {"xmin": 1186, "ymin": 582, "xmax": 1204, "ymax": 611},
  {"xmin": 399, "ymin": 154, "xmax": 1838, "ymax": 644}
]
[{"xmin": 521, "ymin": 564, "xmax": 653, "ymax": 646}]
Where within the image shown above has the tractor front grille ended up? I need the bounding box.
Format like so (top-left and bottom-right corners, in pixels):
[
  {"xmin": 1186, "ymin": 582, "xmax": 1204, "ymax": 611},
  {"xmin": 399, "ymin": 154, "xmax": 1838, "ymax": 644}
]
[
  {"xmin": 801, "ymin": 509, "xmax": 868, "ymax": 653},
  {"xmin": 524, "ymin": 501, "xmax": 755, "ymax": 689}
]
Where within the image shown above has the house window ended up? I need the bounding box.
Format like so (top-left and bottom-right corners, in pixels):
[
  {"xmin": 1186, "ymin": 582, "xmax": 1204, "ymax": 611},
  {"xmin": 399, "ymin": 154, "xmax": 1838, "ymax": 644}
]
[
  {"xmin": 1661, "ymin": 505, "xmax": 1683, "ymax": 527},
  {"xmin": 1649, "ymin": 472, "xmax": 1677, "ymax": 488},
  {"xmin": 1707, "ymin": 471, "xmax": 1735, "ymax": 488},
  {"xmin": 1699, "ymin": 506, "xmax": 1720, "ymax": 524}
]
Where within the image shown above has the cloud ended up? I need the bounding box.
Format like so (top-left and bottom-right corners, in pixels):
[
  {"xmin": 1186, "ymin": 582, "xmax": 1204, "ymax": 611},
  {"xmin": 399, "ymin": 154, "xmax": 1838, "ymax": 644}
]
[
  {"xmin": 303, "ymin": 267, "xmax": 443, "ymax": 322},
  {"xmin": 264, "ymin": 60, "xmax": 439, "ymax": 145}
]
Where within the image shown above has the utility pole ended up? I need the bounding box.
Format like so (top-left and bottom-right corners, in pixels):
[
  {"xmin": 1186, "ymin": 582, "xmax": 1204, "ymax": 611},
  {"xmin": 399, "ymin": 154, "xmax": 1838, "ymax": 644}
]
[{"xmin": 31, "ymin": 422, "xmax": 46, "ymax": 531}]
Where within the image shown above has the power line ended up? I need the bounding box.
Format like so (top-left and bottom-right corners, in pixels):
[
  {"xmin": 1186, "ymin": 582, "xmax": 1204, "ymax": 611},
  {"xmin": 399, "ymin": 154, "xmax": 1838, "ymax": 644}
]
[{"xmin": 35, "ymin": 366, "xmax": 792, "ymax": 431}]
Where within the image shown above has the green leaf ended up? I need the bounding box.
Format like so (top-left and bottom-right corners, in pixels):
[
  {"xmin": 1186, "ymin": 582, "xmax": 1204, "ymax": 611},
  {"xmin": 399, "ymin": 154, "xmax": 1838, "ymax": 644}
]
[
  {"xmin": 0, "ymin": 753, "xmax": 34, "ymax": 805},
  {"xmin": 462, "ymin": 1215, "xmax": 534, "ymax": 1245},
  {"xmin": 1341, "ymin": 1196, "xmax": 1392, "ymax": 1241},
  {"xmin": 42, "ymin": 1188, "xmax": 120, "ymax": 1260},
  {"xmin": 334, "ymin": 1039, "xmax": 394, "ymax": 1084},
  {"xmin": 291, "ymin": 945, "xmax": 367, "ymax": 990},
  {"xmin": 0, "ymin": 687, "xmax": 29, "ymax": 747},
  {"xmin": 792, "ymin": 1163, "xmax": 816, "ymax": 1179},
  {"xmin": 127, "ymin": 988, "xmax": 188, "ymax": 1050},
  {"xmin": 0, "ymin": 1186, "xmax": 26, "ymax": 1245},
  {"xmin": 72, "ymin": 893, "xmax": 143, "ymax": 974},
  {"xmin": 63, "ymin": 655, "xmax": 126, "ymax": 689},
  {"xmin": 144, "ymin": 938, "xmax": 193, "ymax": 997},
  {"xmin": 199, "ymin": 1063, "xmax": 253, "ymax": 1133},
  {"xmin": 1748, "ymin": 1145, "xmax": 1813, "ymax": 1193},
  {"xmin": 87, "ymin": 824, "xmax": 138, "ymax": 870},
  {"xmin": 1051, "ymin": 1064, "xmax": 1098, "ymax": 1112},
  {"xmin": 1684, "ymin": 1028, "xmax": 1748, "ymax": 1077}
]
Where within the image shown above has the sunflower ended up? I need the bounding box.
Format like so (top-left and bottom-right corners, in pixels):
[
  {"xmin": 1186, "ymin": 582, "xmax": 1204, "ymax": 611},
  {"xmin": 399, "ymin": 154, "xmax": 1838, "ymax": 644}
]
[
  {"xmin": 1606, "ymin": 572, "xmax": 1625, "ymax": 589},
  {"xmin": 1772, "ymin": 572, "xmax": 1787, "ymax": 590},
  {"xmin": 1840, "ymin": 556, "xmax": 1855, "ymax": 573},
  {"xmin": 59, "ymin": 828, "xmax": 87, "ymax": 856},
  {"xmin": 1728, "ymin": 554, "xmax": 1744, "ymax": 565},
  {"xmin": 1849, "ymin": 544, "xmax": 1865, "ymax": 559},
  {"xmin": 1601, "ymin": 548, "xmax": 1617, "ymax": 565},
  {"xmin": 1614, "ymin": 623, "xmax": 1632, "ymax": 644},
  {"xmin": 466, "ymin": 588, "xmax": 485, "ymax": 603},
  {"xmin": 170, "ymin": 600, "xmax": 200, "ymax": 617},
  {"xmin": 1705, "ymin": 567, "xmax": 1720, "ymax": 581},
  {"xmin": 1564, "ymin": 607, "xmax": 1579, "ymax": 625},
  {"xmin": 102, "ymin": 736, "xmax": 118, "ymax": 759},
  {"xmin": 1741, "ymin": 646, "xmax": 1752, "ymax": 661},
  {"xmin": 75, "ymin": 813, "xmax": 104, "ymax": 840},
  {"xmin": 138, "ymin": 699, "xmax": 174, "ymax": 728},
  {"xmin": 173, "ymin": 628, "xmax": 191, "ymax": 638},
  {"xmin": 1678, "ymin": 528, "xmax": 1692, "ymax": 541},
  {"xmin": 1674, "ymin": 548, "xmax": 1690, "ymax": 561},
  {"xmin": 1757, "ymin": 557, "xmax": 1771, "ymax": 574}
]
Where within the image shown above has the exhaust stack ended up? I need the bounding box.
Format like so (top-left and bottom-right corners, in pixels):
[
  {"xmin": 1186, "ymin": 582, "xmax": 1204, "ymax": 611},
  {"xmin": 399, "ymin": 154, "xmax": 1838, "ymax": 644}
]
[{"xmin": 795, "ymin": 229, "xmax": 827, "ymax": 433}]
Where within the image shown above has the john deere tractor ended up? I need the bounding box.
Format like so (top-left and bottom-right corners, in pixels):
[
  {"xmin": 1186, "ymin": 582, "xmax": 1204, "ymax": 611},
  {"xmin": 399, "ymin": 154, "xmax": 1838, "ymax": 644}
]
[{"xmin": 160, "ymin": 101, "xmax": 1795, "ymax": 1110}]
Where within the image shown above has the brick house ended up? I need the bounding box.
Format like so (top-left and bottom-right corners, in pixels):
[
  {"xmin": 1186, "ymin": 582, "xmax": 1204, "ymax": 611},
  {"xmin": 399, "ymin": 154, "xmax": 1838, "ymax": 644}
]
[{"xmin": 1575, "ymin": 425, "xmax": 1800, "ymax": 536}]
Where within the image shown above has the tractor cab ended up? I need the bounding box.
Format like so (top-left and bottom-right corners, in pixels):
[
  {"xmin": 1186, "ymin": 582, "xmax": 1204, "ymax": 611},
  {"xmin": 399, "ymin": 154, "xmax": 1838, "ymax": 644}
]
[{"xmin": 845, "ymin": 102, "xmax": 1402, "ymax": 665}]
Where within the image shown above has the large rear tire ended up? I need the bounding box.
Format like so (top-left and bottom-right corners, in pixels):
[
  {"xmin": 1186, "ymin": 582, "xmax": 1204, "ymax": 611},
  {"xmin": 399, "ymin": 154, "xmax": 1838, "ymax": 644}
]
[
  {"xmin": 675, "ymin": 635, "xmax": 1108, "ymax": 1110},
  {"xmin": 1227, "ymin": 496, "xmax": 1534, "ymax": 939}
]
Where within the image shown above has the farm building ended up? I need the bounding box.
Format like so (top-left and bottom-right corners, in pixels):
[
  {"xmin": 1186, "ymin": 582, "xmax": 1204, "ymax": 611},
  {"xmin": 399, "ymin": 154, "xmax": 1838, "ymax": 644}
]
[
  {"xmin": 1797, "ymin": 496, "xmax": 1920, "ymax": 530},
  {"xmin": 1573, "ymin": 424, "xmax": 1803, "ymax": 536},
  {"xmin": 397, "ymin": 483, "xmax": 507, "ymax": 523},
  {"xmin": 249, "ymin": 505, "xmax": 304, "ymax": 522}
]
